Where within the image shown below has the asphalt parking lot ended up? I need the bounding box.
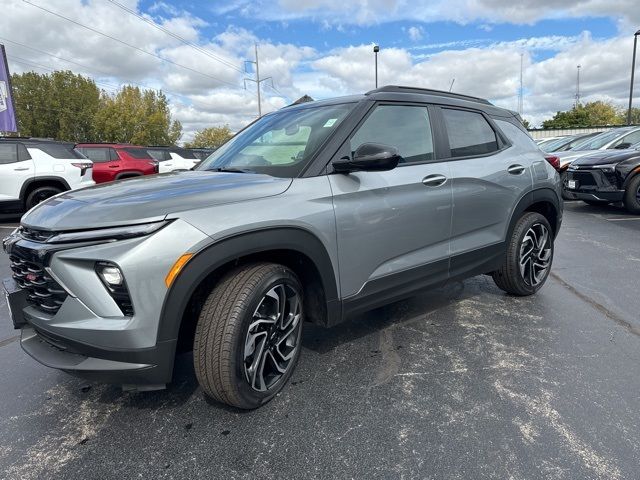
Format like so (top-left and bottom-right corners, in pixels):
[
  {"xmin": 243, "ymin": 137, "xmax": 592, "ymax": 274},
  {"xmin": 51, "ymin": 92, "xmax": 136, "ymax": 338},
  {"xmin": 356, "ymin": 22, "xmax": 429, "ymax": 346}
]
[{"xmin": 0, "ymin": 201, "xmax": 639, "ymax": 480}]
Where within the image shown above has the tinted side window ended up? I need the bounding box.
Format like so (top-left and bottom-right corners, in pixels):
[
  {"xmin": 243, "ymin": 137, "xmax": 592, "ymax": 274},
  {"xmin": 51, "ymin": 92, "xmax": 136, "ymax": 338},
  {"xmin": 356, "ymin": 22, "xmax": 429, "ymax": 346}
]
[
  {"xmin": 147, "ymin": 149, "xmax": 169, "ymax": 161},
  {"xmin": 0, "ymin": 143, "xmax": 18, "ymax": 164},
  {"xmin": 442, "ymin": 108, "xmax": 499, "ymax": 157},
  {"xmin": 350, "ymin": 105, "xmax": 434, "ymax": 164},
  {"xmin": 36, "ymin": 143, "xmax": 86, "ymax": 159},
  {"xmin": 123, "ymin": 148, "xmax": 153, "ymax": 159},
  {"xmin": 612, "ymin": 130, "xmax": 640, "ymax": 148},
  {"xmin": 82, "ymin": 147, "xmax": 112, "ymax": 162}
]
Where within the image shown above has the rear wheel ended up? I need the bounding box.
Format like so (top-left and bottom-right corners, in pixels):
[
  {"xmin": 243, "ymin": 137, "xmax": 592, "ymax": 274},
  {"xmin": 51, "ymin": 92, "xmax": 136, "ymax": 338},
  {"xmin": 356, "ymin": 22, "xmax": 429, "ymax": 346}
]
[
  {"xmin": 492, "ymin": 212, "xmax": 554, "ymax": 296},
  {"xmin": 193, "ymin": 263, "xmax": 304, "ymax": 409},
  {"xmin": 623, "ymin": 175, "xmax": 640, "ymax": 214},
  {"xmin": 25, "ymin": 185, "xmax": 63, "ymax": 210}
]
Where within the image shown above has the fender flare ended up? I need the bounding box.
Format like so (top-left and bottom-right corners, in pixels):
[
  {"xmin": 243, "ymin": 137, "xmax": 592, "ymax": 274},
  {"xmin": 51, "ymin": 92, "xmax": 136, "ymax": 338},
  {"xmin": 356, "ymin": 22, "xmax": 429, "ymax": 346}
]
[
  {"xmin": 156, "ymin": 227, "xmax": 339, "ymax": 342},
  {"xmin": 19, "ymin": 176, "xmax": 71, "ymax": 200},
  {"xmin": 506, "ymin": 188, "xmax": 562, "ymax": 241}
]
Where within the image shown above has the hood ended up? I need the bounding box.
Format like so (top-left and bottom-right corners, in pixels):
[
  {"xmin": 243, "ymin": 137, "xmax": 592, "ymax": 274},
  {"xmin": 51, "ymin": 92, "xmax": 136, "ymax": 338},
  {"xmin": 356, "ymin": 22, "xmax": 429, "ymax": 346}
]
[
  {"xmin": 571, "ymin": 148, "xmax": 640, "ymax": 167},
  {"xmin": 22, "ymin": 171, "xmax": 293, "ymax": 231},
  {"xmin": 556, "ymin": 149, "xmax": 599, "ymax": 167}
]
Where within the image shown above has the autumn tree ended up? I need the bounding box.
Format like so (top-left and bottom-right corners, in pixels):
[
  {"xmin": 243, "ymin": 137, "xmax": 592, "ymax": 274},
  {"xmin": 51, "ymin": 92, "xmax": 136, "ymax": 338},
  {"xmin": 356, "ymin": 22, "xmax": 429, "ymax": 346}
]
[
  {"xmin": 11, "ymin": 70, "xmax": 101, "ymax": 141},
  {"xmin": 542, "ymin": 101, "xmax": 623, "ymax": 129},
  {"xmin": 184, "ymin": 125, "xmax": 233, "ymax": 148},
  {"xmin": 93, "ymin": 86, "xmax": 182, "ymax": 145}
]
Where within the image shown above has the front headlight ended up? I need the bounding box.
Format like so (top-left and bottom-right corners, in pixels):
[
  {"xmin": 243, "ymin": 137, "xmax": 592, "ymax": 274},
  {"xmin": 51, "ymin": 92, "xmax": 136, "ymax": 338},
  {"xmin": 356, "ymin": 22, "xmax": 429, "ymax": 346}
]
[{"xmin": 47, "ymin": 220, "xmax": 170, "ymax": 244}]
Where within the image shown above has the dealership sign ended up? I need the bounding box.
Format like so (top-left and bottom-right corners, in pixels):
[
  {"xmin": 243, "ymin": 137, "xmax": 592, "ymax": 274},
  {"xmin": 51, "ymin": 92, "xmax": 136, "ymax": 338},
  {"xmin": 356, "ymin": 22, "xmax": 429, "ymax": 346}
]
[{"xmin": 0, "ymin": 44, "xmax": 17, "ymax": 132}]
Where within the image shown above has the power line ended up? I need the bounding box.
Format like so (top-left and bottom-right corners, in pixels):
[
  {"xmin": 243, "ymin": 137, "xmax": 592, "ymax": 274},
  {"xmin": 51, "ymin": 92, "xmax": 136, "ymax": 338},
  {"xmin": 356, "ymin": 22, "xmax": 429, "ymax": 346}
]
[
  {"xmin": 105, "ymin": 0, "xmax": 244, "ymax": 74},
  {"xmin": 22, "ymin": 0, "xmax": 240, "ymax": 89},
  {"xmin": 1, "ymin": 36, "xmax": 256, "ymax": 102}
]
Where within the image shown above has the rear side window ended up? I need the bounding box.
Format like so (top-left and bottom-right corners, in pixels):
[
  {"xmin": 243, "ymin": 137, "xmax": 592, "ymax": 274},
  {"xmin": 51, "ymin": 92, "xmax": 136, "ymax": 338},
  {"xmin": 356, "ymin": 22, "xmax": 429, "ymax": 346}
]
[
  {"xmin": 176, "ymin": 149, "xmax": 197, "ymax": 159},
  {"xmin": 0, "ymin": 143, "xmax": 18, "ymax": 164},
  {"xmin": 442, "ymin": 108, "xmax": 499, "ymax": 157},
  {"xmin": 81, "ymin": 147, "xmax": 112, "ymax": 163},
  {"xmin": 36, "ymin": 143, "xmax": 86, "ymax": 159},
  {"xmin": 147, "ymin": 149, "xmax": 170, "ymax": 161},
  {"xmin": 123, "ymin": 148, "xmax": 153, "ymax": 159},
  {"xmin": 350, "ymin": 105, "xmax": 434, "ymax": 164}
]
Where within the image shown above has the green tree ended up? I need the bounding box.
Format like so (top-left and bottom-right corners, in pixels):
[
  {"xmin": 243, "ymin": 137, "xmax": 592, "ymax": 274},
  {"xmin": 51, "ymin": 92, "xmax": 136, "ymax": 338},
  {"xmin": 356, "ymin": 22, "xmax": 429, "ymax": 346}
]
[
  {"xmin": 184, "ymin": 125, "xmax": 233, "ymax": 148},
  {"xmin": 11, "ymin": 70, "xmax": 101, "ymax": 141},
  {"xmin": 542, "ymin": 101, "xmax": 622, "ymax": 129},
  {"xmin": 621, "ymin": 107, "xmax": 640, "ymax": 125},
  {"xmin": 93, "ymin": 86, "xmax": 182, "ymax": 144},
  {"xmin": 522, "ymin": 119, "xmax": 531, "ymax": 129}
]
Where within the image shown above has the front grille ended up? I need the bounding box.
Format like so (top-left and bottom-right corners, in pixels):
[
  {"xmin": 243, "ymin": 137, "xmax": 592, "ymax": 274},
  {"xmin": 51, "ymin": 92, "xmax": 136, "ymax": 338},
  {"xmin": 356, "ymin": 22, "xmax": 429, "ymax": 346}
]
[
  {"xmin": 9, "ymin": 254, "xmax": 68, "ymax": 314},
  {"xmin": 572, "ymin": 171, "xmax": 597, "ymax": 186}
]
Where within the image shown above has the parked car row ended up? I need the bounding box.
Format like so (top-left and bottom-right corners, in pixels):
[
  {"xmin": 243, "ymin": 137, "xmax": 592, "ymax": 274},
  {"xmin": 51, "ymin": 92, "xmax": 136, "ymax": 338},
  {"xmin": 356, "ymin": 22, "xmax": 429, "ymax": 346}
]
[{"xmin": 0, "ymin": 138, "xmax": 217, "ymax": 213}]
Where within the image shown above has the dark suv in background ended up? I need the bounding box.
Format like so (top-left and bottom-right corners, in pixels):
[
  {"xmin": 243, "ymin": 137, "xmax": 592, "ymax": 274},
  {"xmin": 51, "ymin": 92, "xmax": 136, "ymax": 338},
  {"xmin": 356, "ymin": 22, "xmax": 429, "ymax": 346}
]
[
  {"xmin": 76, "ymin": 143, "xmax": 158, "ymax": 183},
  {"xmin": 4, "ymin": 86, "xmax": 562, "ymax": 409}
]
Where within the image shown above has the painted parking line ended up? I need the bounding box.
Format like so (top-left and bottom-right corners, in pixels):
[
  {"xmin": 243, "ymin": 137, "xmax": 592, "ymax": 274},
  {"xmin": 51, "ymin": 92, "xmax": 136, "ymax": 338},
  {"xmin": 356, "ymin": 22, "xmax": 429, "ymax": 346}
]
[
  {"xmin": 0, "ymin": 226, "xmax": 19, "ymax": 229},
  {"xmin": 604, "ymin": 217, "xmax": 640, "ymax": 222}
]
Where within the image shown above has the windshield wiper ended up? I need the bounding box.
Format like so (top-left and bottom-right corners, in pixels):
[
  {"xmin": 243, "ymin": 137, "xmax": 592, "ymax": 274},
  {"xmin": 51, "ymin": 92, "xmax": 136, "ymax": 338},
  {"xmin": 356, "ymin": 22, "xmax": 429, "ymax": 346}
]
[{"xmin": 208, "ymin": 167, "xmax": 255, "ymax": 173}]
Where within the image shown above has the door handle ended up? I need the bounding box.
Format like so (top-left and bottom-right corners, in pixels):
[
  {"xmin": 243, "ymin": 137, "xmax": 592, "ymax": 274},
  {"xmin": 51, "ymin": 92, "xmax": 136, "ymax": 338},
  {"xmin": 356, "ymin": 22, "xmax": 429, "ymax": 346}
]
[
  {"xmin": 507, "ymin": 164, "xmax": 526, "ymax": 175},
  {"xmin": 13, "ymin": 167, "xmax": 30, "ymax": 171},
  {"xmin": 422, "ymin": 174, "xmax": 447, "ymax": 187},
  {"xmin": 109, "ymin": 165, "xmax": 120, "ymax": 168}
]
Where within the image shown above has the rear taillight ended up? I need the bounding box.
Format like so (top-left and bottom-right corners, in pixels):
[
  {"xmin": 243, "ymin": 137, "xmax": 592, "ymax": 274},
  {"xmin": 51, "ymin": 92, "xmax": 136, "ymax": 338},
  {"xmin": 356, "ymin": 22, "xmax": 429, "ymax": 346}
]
[
  {"xmin": 544, "ymin": 155, "xmax": 560, "ymax": 171},
  {"xmin": 149, "ymin": 161, "xmax": 159, "ymax": 173},
  {"xmin": 71, "ymin": 162, "xmax": 92, "ymax": 176}
]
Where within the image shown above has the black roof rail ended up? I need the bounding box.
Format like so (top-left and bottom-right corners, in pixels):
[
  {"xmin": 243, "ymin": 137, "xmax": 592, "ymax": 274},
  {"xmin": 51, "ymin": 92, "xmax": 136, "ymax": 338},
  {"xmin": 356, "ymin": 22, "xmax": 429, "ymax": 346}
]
[{"xmin": 366, "ymin": 85, "xmax": 492, "ymax": 105}]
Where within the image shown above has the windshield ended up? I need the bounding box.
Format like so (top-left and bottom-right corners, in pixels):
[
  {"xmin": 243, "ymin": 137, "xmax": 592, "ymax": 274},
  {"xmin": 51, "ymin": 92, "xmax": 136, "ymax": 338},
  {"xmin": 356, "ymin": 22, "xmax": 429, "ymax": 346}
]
[
  {"xmin": 196, "ymin": 103, "xmax": 355, "ymax": 177},
  {"xmin": 572, "ymin": 129, "xmax": 629, "ymax": 151}
]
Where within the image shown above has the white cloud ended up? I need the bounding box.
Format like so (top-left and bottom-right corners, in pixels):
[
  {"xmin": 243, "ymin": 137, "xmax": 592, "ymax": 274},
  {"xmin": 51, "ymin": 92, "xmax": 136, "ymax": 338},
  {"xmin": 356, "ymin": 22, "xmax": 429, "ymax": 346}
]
[{"xmin": 408, "ymin": 26, "xmax": 424, "ymax": 42}]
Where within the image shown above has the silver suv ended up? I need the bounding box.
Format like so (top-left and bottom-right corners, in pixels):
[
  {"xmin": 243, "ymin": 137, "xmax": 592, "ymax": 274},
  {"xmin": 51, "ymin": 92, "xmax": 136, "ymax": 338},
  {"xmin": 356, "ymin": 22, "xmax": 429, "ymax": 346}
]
[{"xmin": 2, "ymin": 86, "xmax": 562, "ymax": 409}]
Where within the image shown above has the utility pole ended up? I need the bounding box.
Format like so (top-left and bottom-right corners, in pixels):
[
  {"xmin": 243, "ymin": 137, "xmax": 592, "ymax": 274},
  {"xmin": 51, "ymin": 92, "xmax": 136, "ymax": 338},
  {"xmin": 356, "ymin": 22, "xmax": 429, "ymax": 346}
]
[
  {"xmin": 244, "ymin": 43, "xmax": 272, "ymax": 117},
  {"xmin": 574, "ymin": 64, "xmax": 581, "ymax": 108},
  {"xmin": 627, "ymin": 30, "xmax": 640, "ymax": 125},
  {"xmin": 518, "ymin": 53, "xmax": 524, "ymax": 115},
  {"xmin": 373, "ymin": 45, "xmax": 380, "ymax": 88}
]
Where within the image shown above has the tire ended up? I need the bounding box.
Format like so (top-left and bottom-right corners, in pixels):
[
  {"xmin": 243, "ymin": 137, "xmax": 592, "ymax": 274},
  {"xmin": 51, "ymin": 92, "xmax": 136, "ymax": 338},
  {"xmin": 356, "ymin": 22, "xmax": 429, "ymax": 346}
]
[
  {"xmin": 193, "ymin": 263, "xmax": 304, "ymax": 409},
  {"xmin": 25, "ymin": 185, "xmax": 63, "ymax": 210},
  {"xmin": 583, "ymin": 199, "xmax": 610, "ymax": 206},
  {"xmin": 623, "ymin": 175, "xmax": 640, "ymax": 214},
  {"xmin": 492, "ymin": 212, "xmax": 554, "ymax": 296}
]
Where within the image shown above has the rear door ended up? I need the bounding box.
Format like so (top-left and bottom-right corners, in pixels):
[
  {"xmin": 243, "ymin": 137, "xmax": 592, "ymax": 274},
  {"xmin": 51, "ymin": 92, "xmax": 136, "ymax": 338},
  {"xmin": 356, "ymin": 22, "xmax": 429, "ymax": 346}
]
[
  {"xmin": 440, "ymin": 107, "xmax": 533, "ymax": 274},
  {"xmin": 0, "ymin": 142, "xmax": 34, "ymax": 203},
  {"xmin": 329, "ymin": 103, "xmax": 453, "ymax": 307},
  {"xmin": 80, "ymin": 147, "xmax": 117, "ymax": 183}
]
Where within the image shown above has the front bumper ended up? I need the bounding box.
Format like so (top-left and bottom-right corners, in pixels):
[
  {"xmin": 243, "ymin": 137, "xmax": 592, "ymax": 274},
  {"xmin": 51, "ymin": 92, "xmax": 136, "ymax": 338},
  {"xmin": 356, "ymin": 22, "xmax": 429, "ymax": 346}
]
[
  {"xmin": 2, "ymin": 219, "xmax": 209, "ymax": 386},
  {"xmin": 564, "ymin": 168, "xmax": 625, "ymax": 202}
]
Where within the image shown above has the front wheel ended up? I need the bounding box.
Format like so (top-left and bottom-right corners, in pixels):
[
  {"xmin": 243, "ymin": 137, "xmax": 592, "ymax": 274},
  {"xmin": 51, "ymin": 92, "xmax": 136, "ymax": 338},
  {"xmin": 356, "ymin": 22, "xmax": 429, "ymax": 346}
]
[
  {"xmin": 193, "ymin": 263, "xmax": 304, "ymax": 409},
  {"xmin": 492, "ymin": 212, "xmax": 554, "ymax": 296},
  {"xmin": 623, "ymin": 175, "xmax": 640, "ymax": 214}
]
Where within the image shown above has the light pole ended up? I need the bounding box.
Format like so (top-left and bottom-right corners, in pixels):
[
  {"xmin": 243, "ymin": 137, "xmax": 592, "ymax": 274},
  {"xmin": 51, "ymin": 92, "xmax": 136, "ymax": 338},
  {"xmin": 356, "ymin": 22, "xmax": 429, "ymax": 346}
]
[
  {"xmin": 627, "ymin": 30, "xmax": 640, "ymax": 125},
  {"xmin": 373, "ymin": 45, "xmax": 379, "ymax": 88}
]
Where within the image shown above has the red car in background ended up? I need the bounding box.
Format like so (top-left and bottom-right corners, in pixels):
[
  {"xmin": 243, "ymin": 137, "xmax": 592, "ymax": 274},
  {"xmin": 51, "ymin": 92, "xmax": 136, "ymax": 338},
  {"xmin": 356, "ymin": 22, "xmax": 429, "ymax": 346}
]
[{"xmin": 75, "ymin": 143, "xmax": 158, "ymax": 184}]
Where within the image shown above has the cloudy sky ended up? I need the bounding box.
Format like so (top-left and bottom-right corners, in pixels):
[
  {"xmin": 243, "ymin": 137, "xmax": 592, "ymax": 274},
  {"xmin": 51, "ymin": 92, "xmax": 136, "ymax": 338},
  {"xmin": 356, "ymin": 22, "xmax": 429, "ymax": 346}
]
[{"xmin": 1, "ymin": 0, "xmax": 639, "ymax": 141}]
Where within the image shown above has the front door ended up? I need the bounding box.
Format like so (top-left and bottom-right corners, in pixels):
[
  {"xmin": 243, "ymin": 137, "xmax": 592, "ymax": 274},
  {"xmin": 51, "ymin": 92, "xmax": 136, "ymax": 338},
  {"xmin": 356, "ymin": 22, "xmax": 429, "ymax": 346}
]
[
  {"xmin": 329, "ymin": 103, "xmax": 453, "ymax": 310},
  {"xmin": 0, "ymin": 143, "xmax": 34, "ymax": 206}
]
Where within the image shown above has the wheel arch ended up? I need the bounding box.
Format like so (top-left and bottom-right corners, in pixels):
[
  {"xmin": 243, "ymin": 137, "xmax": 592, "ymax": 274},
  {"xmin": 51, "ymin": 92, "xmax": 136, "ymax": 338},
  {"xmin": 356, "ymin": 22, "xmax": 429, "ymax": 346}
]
[
  {"xmin": 157, "ymin": 227, "xmax": 340, "ymax": 348},
  {"xmin": 114, "ymin": 171, "xmax": 144, "ymax": 180},
  {"xmin": 19, "ymin": 176, "xmax": 70, "ymax": 200},
  {"xmin": 507, "ymin": 188, "xmax": 562, "ymax": 241}
]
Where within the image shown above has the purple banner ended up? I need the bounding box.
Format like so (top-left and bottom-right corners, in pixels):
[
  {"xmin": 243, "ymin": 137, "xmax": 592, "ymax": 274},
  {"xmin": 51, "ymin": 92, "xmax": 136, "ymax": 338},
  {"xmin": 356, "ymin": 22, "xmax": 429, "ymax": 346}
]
[{"xmin": 0, "ymin": 44, "xmax": 18, "ymax": 133}]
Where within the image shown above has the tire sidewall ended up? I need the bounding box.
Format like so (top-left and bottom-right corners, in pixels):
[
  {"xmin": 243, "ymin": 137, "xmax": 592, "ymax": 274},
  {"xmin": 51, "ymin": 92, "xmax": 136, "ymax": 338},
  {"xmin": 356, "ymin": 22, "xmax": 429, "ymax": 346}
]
[
  {"xmin": 623, "ymin": 175, "xmax": 640, "ymax": 214},
  {"xmin": 510, "ymin": 213, "xmax": 554, "ymax": 294},
  {"xmin": 26, "ymin": 186, "xmax": 62, "ymax": 210},
  {"xmin": 231, "ymin": 268, "xmax": 304, "ymax": 408}
]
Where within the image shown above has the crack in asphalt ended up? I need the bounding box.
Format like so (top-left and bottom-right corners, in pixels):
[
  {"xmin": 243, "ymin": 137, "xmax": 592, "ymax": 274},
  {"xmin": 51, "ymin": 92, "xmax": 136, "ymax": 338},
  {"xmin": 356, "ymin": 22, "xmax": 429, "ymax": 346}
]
[
  {"xmin": 550, "ymin": 272, "xmax": 640, "ymax": 338},
  {"xmin": 0, "ymin": 335, "xmax": 19, "ymax": 348}
]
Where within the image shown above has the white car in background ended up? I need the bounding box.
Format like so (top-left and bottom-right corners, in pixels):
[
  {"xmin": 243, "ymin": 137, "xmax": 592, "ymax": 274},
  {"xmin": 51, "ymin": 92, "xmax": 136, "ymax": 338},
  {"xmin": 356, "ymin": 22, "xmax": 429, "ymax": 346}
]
[
  {"xmin": 146, "ymin": 146, "xmax": 200, "ymax": 173},
  {"xmin": 0, "ymin": 138, "xmax": 94, "ymax": 213}
]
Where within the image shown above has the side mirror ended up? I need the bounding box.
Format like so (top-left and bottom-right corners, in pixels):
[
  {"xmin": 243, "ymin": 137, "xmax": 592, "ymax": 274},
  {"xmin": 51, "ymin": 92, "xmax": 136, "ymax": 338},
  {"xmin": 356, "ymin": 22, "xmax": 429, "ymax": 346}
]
[
  {"xmin": 332, "ymin": 143, "xmax": 401, "ymax": 173},
  {"xmin": 614, "ymin": 142, "xmax": 632, "ymax": 150}
]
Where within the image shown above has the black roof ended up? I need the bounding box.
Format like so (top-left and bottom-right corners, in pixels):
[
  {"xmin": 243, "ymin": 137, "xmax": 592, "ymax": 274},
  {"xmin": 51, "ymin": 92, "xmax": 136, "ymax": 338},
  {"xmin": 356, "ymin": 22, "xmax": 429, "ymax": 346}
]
[
  {"xmin": 366, "ymin": 85, "xmax": 492, "ymax": 105},
  {"xmin": 0, "ymin": 137, "xmax": 75, "ymax": 147}
]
